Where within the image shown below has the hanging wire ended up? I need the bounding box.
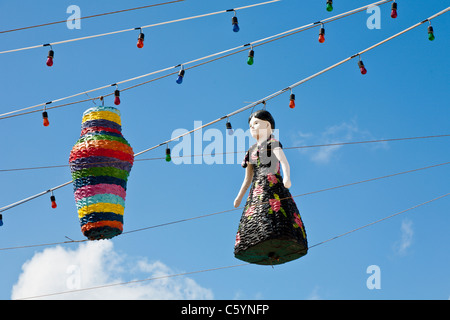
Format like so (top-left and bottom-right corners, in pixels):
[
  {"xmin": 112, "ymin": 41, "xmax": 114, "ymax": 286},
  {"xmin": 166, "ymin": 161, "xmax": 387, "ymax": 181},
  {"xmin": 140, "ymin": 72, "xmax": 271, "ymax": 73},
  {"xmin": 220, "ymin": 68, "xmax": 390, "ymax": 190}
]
[
  {"xmin": 0, "ymin": 8, "xmax": 448, "ymax": 217},
  {"xmin": 0, "ymin": 0, "xmax": 281, "ymax": 55},
  {"xmin": 0, "ymin": 0, "xmax": 186, "ymax": 34},
  {"xmin": 14, "ymin": 192, "xmax": 450, "ymax": 300},
  {"xmin": 1, "ymin": 160, "xmax": 449, "ymax": 249},
  {"xmin": 0, "ymin": 0, "xmax": 397, "ymax": 120}
]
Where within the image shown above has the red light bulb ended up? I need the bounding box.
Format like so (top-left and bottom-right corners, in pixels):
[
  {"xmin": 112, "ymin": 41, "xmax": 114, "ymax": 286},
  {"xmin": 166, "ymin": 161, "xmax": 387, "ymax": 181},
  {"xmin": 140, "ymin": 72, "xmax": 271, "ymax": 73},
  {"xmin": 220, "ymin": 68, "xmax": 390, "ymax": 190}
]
[
  {"xmin": 137, "ymin": 32, "xmax": 144, "ymax": 48},
  {"xmin": 46, "ymin": 50, "xmax": 54, "ymax": 67},
  {"xmin": 289, "ymin": 93, "xmax": 296, "ymax": 109},
  {"xmin": 50, "ymin": 195, "xmax": 57, "ymax": 209},
  {"xmin": 114, "ymin": 89, "xmax": 121, "ymax": 105},
  {"xmin": 391, "ymin": 2, "xmax": 398, "ymax": 19},
  {"xmin": 318, "ymin": 27, "xmax": 325, "ymax": 43},
  {"xmin": 358, "ymin": 60, "xmax": 367, "ymax": 75},
  {"xmin": 42, "ymin": 111, "xmax": 50, "ymax": 127}
]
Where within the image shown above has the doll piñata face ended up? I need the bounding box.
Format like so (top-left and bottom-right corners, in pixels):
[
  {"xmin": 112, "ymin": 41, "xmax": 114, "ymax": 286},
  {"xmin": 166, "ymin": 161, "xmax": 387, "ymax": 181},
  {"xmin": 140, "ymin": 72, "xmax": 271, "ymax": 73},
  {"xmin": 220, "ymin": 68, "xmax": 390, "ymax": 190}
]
[{"xmin": 249, "ymin": 117, "xmax": 272, "ymax": 141}]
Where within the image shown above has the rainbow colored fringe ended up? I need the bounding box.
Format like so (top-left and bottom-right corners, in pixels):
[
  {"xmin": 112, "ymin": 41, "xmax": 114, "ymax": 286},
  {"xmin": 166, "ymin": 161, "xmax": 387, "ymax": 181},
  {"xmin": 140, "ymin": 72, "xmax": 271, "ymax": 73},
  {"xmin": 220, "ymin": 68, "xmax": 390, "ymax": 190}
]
[{"xmin": 69, "ymin": 106, "xmax": 134, "ymax": 240}]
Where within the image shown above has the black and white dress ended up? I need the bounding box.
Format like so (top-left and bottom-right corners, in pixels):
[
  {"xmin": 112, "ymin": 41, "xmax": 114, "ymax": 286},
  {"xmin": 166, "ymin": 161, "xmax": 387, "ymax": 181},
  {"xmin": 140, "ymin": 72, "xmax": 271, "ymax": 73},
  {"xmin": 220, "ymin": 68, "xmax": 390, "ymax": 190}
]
[{"xmin": 234, "ymin": 136, "xmax": 308, "ymax": 265}]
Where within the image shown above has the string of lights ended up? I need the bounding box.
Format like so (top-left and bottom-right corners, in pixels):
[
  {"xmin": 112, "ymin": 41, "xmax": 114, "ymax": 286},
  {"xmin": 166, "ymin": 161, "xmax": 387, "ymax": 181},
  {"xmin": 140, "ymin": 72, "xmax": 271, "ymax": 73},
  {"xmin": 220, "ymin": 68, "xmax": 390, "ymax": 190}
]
[
  {"xmin": 0, "ymin": 0, "xmax": 394, "ymax": 121},
  {"xmin": 14, "ymin": 191, "xmax": 449, "ymax": 299},
  {"xmin": 0, "ymin": 1, "xmax": 186, "ymax": 34},
  {"xmin": 0, "ymin": 8, "xmax": 448, "ymax": 216},
  {"xmin": 0, "ymin": 0, "xmax": 281, "ymax": 56}
]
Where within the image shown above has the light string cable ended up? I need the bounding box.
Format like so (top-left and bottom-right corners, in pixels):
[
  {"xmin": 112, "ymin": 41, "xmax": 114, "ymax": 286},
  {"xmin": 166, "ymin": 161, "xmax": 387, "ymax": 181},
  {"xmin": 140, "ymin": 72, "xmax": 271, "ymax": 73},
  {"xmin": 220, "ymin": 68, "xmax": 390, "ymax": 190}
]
[
  {"xmin": 0, "ymin": 0, "xmax": 281, "ymax": 55},
  {"xmin": 1, "ymin": 160, "xmax": 449, "ymax": 251},
  {"xmin": 133, "ymin": 6, "xmax": 450, "ymax": 158},
  {"xmin": 0, "ymin": 0, "xmax": 186, "ymax": 34},
  {"xmin": 0, "ymin": 8, "xmax": 448, "ymax": 214},
  {"xmin": 0, "ymin": 134, "xmax": 449, "ymax": 173},
  {"xmin": 15, "ymin": 192, "xmax": 450, "ymax": 300},
  {"xmin": 0, "ymin": 0, "xmax": 393, "ymax": 120}
]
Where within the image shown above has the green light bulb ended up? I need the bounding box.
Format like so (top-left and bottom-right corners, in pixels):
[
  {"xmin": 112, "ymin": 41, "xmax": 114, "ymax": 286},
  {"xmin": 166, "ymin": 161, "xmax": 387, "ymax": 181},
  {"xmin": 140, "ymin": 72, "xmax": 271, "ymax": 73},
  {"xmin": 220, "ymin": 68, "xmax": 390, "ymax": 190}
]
[
  {"xmin": 165, "ymin": 148, "xmax": 171, "ymax": 162},
  {"xmin": 247, "ymin": 49, "xmax": 254, "ymax": 65},
  {"xmin": 326, "ymin": 1, "xmax": 333, "ymax": 12},
  {"xmin": 428, "ymin": 26, "xmax": 435, "ymax": 41}
]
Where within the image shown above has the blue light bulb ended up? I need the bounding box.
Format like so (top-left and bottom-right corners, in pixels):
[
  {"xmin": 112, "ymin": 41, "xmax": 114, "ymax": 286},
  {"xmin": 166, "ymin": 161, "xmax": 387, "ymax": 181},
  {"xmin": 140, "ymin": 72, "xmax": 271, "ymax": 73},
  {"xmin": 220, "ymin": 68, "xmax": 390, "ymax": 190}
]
[
  {"xmin": 176, "ymin": 69, "xmax": 185, "ymax": 84},
  {"xmin": 232, "ymin": 16, "xmax": 240, "ymax": 32},
  {"xmin": 0, "ymin": 214, "xmax": 3, "ymax": 227}
]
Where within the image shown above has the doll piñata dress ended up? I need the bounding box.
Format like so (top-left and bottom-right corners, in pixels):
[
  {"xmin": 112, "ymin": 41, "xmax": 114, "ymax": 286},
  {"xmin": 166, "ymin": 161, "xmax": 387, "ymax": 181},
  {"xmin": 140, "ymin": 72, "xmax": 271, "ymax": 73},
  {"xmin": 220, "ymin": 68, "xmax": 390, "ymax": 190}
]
[{"xmin": 234, "ymin": 136, "xmax": 308, "ymax": 265}]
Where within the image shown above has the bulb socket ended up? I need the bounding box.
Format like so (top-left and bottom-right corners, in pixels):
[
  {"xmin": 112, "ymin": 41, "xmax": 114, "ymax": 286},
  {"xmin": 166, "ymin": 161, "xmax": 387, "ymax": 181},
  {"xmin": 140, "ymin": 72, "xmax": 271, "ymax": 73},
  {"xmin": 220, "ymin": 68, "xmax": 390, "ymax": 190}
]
[
  {"xmin": 248, "ymin": 49, "xmax": 254, "ymax": 58},
  {"xmin": 232, "ymin": 16, "xmax": 238, "ymax": 25},
  {"xmin": 114, "ymin": 89, "xmax": 120, "ymax": 97},
  {"xmin": 48, "ymin": 50, "xmax": 54, "ymax": 58}
]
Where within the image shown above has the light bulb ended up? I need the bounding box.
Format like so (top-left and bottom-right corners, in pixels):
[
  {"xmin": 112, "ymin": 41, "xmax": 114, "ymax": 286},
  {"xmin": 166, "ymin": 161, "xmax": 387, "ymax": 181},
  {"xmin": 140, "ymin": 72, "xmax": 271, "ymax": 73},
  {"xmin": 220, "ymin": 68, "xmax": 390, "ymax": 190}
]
[
  {"xmin": 289, "ymin": 93, "xmax": 296, "ymax": 109},
  {"xmin": 318, "ymin": 27, "xmax": 325, "ymax": 43},
  {"xmin": 165, "ymin": 147, "xmax": 171, "ymax": 162},
  {"xmin": 114, "ymin": 90, "xmax": 121, "ymax": 105},
  {"xmin": 176, "ymin": 69, "xmax": 185, "ymax": 84},
  {"xmin": 137, "ymin": 32, "xmax": 144, "ymax": 48},
  {"xmin": 326, "ymin": 0, "xmax": 333, "ymax": 12},
  {"xmin": 428, "ymin": 26, "xmax": 435, "ymax": 41},
  {"xmin": 50, "ymin": 195, "xmax": 57, "ymax": 209},
  {"xmin": 46, "ymin": 50, "xmax": 54, "ymax": 67},
  {"xmin": 42, "ymin": 111, "xmax": 50, "ymax": 127},
  {"xmin": 247, "ymin": 49, "xmax": 254, "ymax": 65},
  {"xmin": 232, "ymin": 16, "xmax": 240, "ymax": 32},
  {"xmin": 226, "ymin": 121, "xmax": 234, "ymax": 135},
  {"xmin": 358, "ymin": 60, "xmax": 367, "ymax": 75},
  {"xmin": 0, "ymin": 214, "xmax": 3, "ymax": 227},
  {"xmin": 391, "ymin": 2, "xmax": 398, "ymax": 19}
]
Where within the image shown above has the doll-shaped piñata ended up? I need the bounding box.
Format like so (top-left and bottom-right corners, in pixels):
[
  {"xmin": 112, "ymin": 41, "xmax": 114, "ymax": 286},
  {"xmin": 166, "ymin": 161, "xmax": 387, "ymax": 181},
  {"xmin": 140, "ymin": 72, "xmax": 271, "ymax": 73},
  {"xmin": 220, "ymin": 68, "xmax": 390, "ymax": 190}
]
[{"xmin": 233, "ymin": 110, "xmax": 307, "ymax": 265}]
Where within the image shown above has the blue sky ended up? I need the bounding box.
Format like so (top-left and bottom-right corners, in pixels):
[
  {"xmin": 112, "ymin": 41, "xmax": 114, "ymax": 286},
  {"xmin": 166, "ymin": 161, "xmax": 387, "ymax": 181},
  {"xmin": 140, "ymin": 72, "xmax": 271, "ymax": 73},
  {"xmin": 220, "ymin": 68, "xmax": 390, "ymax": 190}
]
[{"xmin": 0, "ymin": 0, "xmax": 449, "ymax": 300}]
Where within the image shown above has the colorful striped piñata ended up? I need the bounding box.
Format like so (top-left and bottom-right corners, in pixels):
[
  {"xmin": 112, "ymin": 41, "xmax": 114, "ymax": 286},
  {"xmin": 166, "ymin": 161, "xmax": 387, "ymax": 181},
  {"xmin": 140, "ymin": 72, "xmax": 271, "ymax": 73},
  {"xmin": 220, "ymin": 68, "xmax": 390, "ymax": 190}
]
[{"xmin": 69, "ymin": 106, "xmax": 134, "ymax": 240}]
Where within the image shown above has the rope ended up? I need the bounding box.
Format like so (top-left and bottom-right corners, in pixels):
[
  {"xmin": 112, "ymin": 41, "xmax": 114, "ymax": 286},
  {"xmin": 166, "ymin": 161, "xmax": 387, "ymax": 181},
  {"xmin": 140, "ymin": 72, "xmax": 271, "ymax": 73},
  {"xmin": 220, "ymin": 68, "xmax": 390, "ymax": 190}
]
[
  {"xmin": 1, "ymin": 134, "xmax": 449, "ymax": 173},
  {"xmin": 0, "ymin": 0, "xmax": 281, "ymax": 55},
  {"xmin": 15, "ymin": 192, "xmax": 449, "ymax": 300},
  {"xmin": 0, "ymin": 0, "xmax": 393, "ymax": 120},
  {"xmin": 0, "ymin": 1, "xmax": 186, "ymax": 34},
  {"xmin": 1, "ymin": 160, "xmax": 448, "ymax": 249}
]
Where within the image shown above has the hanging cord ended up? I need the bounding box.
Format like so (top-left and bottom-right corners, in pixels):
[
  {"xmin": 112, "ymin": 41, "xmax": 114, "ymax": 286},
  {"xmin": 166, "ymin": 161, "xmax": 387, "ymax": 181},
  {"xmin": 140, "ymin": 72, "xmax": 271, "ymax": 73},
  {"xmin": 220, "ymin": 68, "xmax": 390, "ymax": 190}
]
[
  {"xmin": 0, "ymin": 0, "xmax": 186, "ymax": 34},
  {"xmin": 1, "ymin": 8, "xmax": 449, "ymax": 213},
  {"xmin": 1, "ymin": 160, "xmax": 448, "ymax": 249},
  {"xmin": 1, "ymin": 134, "xmax": 449, "ymax": 173},
  {"xmin": 0, "ymin": 0, "xmax": 281, "ymax": 55},
  {"xmin": 0, "ymin": 0, "xmax": 394, "ymax": 120},
  {"xmin": 14, "ymin": 192, "xmax": 449, "ymax": 300}
]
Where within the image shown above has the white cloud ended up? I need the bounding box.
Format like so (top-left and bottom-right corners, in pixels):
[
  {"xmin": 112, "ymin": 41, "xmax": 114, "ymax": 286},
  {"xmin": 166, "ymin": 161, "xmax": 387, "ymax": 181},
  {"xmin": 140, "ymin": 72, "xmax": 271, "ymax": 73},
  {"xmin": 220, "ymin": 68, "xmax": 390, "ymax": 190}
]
[
  {"xmin": 11, "ymin": 241, "xmax": 213, "ymax": 300},
  {"xmin": 393, "ymin": 219, "xmax": 414, "ymax": 256},
  {"xmin": 292, "ymin": 119, "xmax": 388, "ymax": 164},
  {"xmin": 307, "ymin": 286, "xmax": 321, "ymax": 300}
]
